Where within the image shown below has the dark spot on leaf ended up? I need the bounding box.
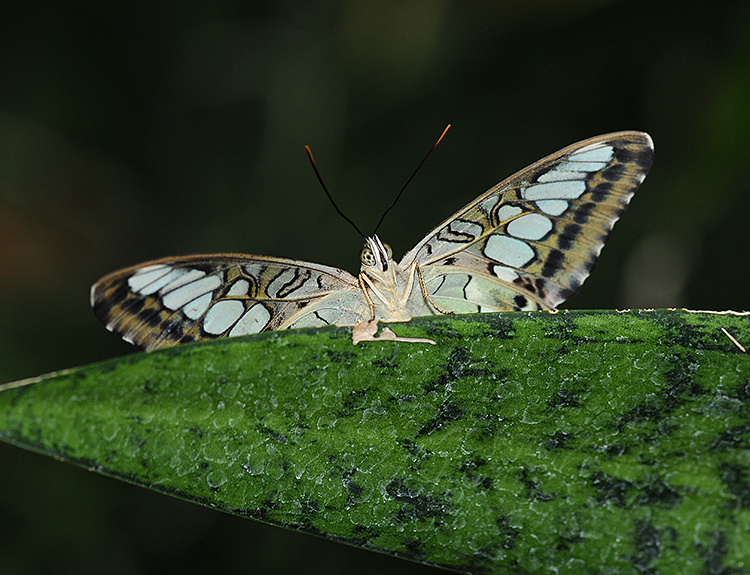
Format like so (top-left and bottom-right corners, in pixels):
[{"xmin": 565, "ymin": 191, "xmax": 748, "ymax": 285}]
[
  {"xmin": 651, "ymin": 313, "xmax": 712, "ymax": 351},
  {"xmin": 496, "ymin": 516, "xmax": 521, "ymax": 550},
  {"xmin": 347, "ymin": 525, "xmax": 379, "ymax": 547},
  {"xmin": 342, "ymin": 389, "xmax": 367, "ymax": 412},
  {"xmin": 458, "ymin": 457, "xmax": 493, "ymax": 490},
  {"xmin": 555, "ymin": 531, "xmax": 584, "ymax": 553},
  {"xmin": 734, "ymin": 378, "xmax": 750, "ymax": 403},
  {"xmin": 548, "ymin": 388, "xmax": 580, "ymax": 408},
  {"xmin": 474, "ymin": 313, "xmax": 515, "ymax": 338},
  {"xmin": 385, "ymin": 479, "xmax": 449, "ymax": 524},
  {"xmin": 605, "ymin": 444, "xmax": 629, "ymax": 456},
  {"xmin": 710, "ymin": 425, "xmax": 750, "ymax": 450},
  {"xmin": 418, "ymin": 401, "xmax": 465, "ymax": 436},
  {"xmin": 255, "ymin": 424, "xmax": 287, "ymax": 444},
  {"xmin": 543, "ymin": 431, "xmax": 573, "ymax": 450},
  {"xmin": 634, "ymin": 477, "xmax": 681, "ymax": 509},
  {"xmin": 402, "ymin": 539, "xmax": 428, "ymax": 561},
  {"xmin": 299, "ymin": 499, "xmax": 320, "ymax": 523},
  {"xmin": 590, "ymin": 471, "xmax": 632, "ymax": 507},
  {"xmin": 719, "ymin": 462, "xmax": 750, "ymax": 509},
  {"xmin": 630, "ymin": 518, "xmax": 667, "ymax": 572},
  {"xmin": 695, "ymin": 531, "xmax": 741, "ymax": 575},
  {"xmin": 324, "ymin": 350, "xmax": 355, "ymax": 363},
  {"xmin": 518, "ymin": 468, "xmax": 556, "ymax": 501},
  {"xmin": 616, "ymin": 352, "xmax": 705, "ymax": 432},
  {"xmin": 425, "ymin": 347, "xmax": 488, "ymax": 393},
  {"xmin": 342, "ymin": 469, "xmax": 364, "ymax": 503}
]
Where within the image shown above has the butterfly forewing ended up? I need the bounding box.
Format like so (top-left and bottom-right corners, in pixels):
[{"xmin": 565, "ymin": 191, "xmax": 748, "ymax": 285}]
[
  {"xmin": 401, "ymin": 132, "xmax": 653, "ymax": 312},
  {"xmin": 91, "ymin": 254, "xmax": 368, "ymax": 350}
]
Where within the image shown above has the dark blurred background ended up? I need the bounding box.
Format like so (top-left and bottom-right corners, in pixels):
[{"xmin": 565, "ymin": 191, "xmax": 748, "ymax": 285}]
[{"xmin": 1, "ymin": 0, "xmax": 749, "ymax": 573}]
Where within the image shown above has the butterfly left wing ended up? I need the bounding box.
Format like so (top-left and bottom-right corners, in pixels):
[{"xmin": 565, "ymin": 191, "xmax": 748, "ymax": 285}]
[
  {"xmin": 400, "ymin": 131, "xmax": 654, "ymax": 313},
  {"xmin": 91, "ymin": 254, "xmax": 370, "ymax": 350}
]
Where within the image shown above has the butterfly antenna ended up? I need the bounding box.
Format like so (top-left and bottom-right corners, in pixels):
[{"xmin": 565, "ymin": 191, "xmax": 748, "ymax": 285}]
[
  {"xmin": 305, "ymin": 145, "xmax": 366, "ymax": 239},
  {"xmin": 373, "ymin": 124, "xmax": 451, "ymax": 235}
]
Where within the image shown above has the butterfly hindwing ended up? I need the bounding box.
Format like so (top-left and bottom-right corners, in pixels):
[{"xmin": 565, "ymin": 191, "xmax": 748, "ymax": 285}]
[
  {"xmin": 401, "ymin": 131, "xmax": 654, "ymax": 313},
  {"xmin": 91, "ymin": 254, "xmax": 369, "ymax": 350}
]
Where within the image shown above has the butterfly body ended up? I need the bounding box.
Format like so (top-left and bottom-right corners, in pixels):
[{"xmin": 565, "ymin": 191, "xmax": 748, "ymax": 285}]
[{"xmin": 92, "ymin": 131, "xmax": 654, "ymax": 349}]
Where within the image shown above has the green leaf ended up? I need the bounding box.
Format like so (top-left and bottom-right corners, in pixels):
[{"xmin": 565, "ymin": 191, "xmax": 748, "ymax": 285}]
[{"xmin": 1, "ymin": 309, "xmax": 750, "ymax": 574}]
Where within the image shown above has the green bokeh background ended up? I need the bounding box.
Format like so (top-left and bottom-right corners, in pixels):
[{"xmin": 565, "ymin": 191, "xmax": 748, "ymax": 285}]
[{"xmin": 1, "ymin": 1, "xmax": 749, "ymax": 573}]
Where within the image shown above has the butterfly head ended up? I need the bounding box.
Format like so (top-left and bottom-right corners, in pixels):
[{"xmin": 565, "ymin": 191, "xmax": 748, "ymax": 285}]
[{"xmin": 360, "ymin": 235, "xmax": 393, "ymax": 273}]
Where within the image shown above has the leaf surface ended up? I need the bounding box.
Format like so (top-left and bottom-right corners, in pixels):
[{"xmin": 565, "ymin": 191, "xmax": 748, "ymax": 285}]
[{"xmin": 1, "ymin": 310, "xmax": 749, "ymax": 574}]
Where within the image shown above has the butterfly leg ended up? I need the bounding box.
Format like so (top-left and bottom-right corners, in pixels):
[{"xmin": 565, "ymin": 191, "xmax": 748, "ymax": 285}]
[
  {"xmin": 415, "ymin": 264, "xmax": 454, "ymax": 316},
  {"xmin": 358, "ymin": 274, "xmax": 377, "ymax": 321},
  {"xmin": 352, "ymin": 319, "xmax": 436, "ymax": 345}
]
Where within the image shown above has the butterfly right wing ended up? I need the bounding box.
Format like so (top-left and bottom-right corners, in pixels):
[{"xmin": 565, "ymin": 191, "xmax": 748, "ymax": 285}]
[
  {"xmin": 91, "ymin": 254, "xmax": 370, "ymax": 350},
  {"xmin": 399, "ymin": 132, "xmax": 654, "ymax": 313}
]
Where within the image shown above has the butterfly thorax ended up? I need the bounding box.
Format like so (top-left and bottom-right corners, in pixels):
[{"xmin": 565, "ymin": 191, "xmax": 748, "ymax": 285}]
[{"xmin": 359, "ymin": 235, "xmax": 420, "ymax": 322}]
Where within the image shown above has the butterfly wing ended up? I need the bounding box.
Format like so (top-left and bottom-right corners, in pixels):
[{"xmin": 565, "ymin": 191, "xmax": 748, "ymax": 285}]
[
  {"xmin": 400, "ymin": 131, "xmax": 654, "ymax": 313},
  {"xmin": 91, "ymin": 254, "xmax": 369, "ymax": 350}
]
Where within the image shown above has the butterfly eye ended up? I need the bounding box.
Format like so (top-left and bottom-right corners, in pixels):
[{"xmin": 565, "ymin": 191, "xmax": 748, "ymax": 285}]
[
  {"xmin": 360, "ymin": 247, "xmax": 376, "ymax": 267},
  {"xmin": 383, "ymin": 243, "xmax": 393, "ymax": 259}
]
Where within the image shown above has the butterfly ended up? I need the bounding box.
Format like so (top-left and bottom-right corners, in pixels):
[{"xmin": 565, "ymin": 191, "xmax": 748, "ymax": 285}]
[{"xmin": 91, "ymin": 131, "xmax": 654, "ymax": 349}]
